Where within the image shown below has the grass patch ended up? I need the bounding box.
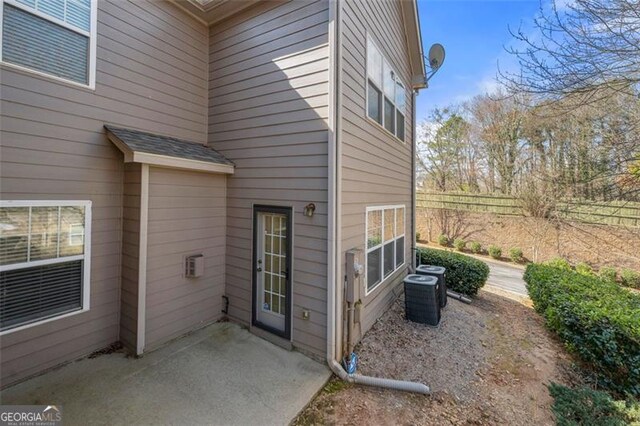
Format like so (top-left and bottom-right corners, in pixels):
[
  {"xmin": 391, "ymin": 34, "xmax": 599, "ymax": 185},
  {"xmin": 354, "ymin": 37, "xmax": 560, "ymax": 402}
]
[{"xmin": 322, "ymin": 377, "xmax": 352, "ymax": 394}]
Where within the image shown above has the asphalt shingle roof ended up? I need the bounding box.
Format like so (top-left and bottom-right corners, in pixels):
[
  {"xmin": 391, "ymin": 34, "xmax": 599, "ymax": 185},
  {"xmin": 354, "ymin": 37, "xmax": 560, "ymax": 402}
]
[{"xmin": 105, "ymin": 125, "xmax": 234, "ymax": 167}]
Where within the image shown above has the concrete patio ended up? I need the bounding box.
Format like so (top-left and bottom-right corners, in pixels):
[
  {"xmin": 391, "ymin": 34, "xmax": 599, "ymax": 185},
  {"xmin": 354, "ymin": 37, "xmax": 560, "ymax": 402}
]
[{"xmin": 0, "ymin": 322, "xmax": 331, "ymax": 426}]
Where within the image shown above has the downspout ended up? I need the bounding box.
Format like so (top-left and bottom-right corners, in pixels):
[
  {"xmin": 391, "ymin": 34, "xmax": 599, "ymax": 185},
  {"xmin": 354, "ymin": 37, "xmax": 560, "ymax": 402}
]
[
  {"xmin": 411, "ymin": 90, "xmax": 417, "ymax": 272},
  {"xmin": 326, "ymin": 0, "xmax": 429, "ymax": 395}
]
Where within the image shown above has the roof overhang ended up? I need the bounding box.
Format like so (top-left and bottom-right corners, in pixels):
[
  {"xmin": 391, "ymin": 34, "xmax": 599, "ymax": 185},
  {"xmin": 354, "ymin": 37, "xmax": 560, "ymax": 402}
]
[
  {"xmin": 169, "ymin": 0, "xmax": 264, "ymax": 26},
  {"xmin": 106, "ymin": 127, "xmax": 235, "ymax": 175},
  {"xmin": 400, "ymin": 0, "xmax": 427, "ymax": 90}
]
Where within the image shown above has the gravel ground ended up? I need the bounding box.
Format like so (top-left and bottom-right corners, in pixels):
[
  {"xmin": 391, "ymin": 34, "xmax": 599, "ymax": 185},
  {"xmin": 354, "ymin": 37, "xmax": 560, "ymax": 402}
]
[
  {"xmin": 295, "ymin": 288, "xmax": 578, "ymax": 425},
  {"xmin": 356, "ymin": 293, "xmax": 489, "ymax": 403}
]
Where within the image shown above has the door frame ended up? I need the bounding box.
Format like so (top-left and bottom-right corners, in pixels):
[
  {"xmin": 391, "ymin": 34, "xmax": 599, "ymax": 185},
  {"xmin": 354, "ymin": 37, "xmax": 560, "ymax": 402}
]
[{"xmin": 252, "ymin": 205, "xmax": 293, "ymax": 340}]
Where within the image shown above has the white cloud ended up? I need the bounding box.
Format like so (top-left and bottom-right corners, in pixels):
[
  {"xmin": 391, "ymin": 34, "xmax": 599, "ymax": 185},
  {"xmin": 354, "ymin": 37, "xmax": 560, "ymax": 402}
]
[{"xmin": 477, "ymin": 74, "xmax": 502, "ymax": 95}]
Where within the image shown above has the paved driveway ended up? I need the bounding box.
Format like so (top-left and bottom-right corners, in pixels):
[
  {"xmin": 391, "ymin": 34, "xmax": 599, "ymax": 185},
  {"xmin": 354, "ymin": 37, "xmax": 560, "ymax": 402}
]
[
  {"xmin": 0, "ymin": 322, "xmax": 330, "ymax": 426},
  {"xmin": 484, "ymin": 259, "xmax": 527, "ymax": 296}
]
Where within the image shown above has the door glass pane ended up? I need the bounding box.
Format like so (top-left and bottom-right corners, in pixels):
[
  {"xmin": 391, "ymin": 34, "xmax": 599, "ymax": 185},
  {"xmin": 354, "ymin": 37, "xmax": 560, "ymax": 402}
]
[
  {"xmin": 384, "ymin": 97, "xmax": 395, "ymax": 133},
  {"xmin": 262, "ymin": 213, "xmax": 287, "ymax": 316},
  {"xmin": 367, "ymin": 210, "xmax": 382, "ymax": 248},
  {"xmin": 263, "ymin": 291, "xmax": 271, "ymax": 311},
  {"xmin": 367, "ymin": 248, "xmax": 381, "ymax": 290},
  {"xmin": 264, "ymin": 273, "xmax": 272, "ymax": 292},
  {"xmin": 367, "ymin": 81, "xmax": 382, "ymax": 123},
  {"xmin": 0, "ymin": 207, "xmax": 29, "ymax": 265}
]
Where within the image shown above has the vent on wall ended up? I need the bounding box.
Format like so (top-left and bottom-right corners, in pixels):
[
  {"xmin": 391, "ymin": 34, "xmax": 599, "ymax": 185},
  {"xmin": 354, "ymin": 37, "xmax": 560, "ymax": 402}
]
[{"xmin": 185, "ymin": 254, "xmax": 204, "ymax": 278}]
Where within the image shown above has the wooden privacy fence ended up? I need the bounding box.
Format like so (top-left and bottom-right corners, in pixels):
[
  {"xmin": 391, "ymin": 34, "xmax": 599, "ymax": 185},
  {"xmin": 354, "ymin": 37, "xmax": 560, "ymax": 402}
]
[{"xmin": 416, "ymin": 191, "xmax": 640, "ymax": 228}]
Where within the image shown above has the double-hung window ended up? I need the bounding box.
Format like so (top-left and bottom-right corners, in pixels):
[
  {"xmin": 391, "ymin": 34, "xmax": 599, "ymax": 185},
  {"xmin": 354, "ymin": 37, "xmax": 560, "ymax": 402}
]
[
  {"xmin": 0, "ymin": 201, "xmax": 91, "ymax": 333},
  {"xmin": 366, "ymin": 205, "xmax": 405, "ymax": 293},
  {"xmin": 0, "ymin": 0, "xmax": 97, "ymax": 87},
  {"xmin": 366, "ymin": 35, "xmax": 406, "ymax": 142}
]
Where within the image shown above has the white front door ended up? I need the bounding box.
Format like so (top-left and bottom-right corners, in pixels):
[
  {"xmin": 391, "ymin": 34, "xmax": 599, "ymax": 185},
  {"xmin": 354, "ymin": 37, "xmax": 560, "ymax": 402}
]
[{"xmin": 254, "ymin": 209, "xmax": 290, "ymax": 336}]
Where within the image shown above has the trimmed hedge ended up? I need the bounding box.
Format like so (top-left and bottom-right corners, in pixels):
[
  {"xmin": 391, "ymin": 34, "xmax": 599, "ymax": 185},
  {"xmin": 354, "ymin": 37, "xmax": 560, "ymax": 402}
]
[
  {"xmin": 488, "ymin": 245, "xmax": 502, "ymax": 259},
  {"xmin": 418, "ymin": 248, "xmax": 489, "ymax": 296},
  {"xmin": 524, "ymin": 264, "xmax": 640, "ymax": 397},
  {"xmin": 549, "ymin": 383, "xmax": 640, "ymax": 426}
]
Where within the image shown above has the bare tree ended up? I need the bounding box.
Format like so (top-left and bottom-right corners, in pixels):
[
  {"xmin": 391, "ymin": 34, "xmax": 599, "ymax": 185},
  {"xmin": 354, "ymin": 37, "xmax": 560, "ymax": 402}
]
[
  {"xmin": 468, "ymin": 93, "xmax": 527, "ymax": 195},
  {"xmin": 501, "ymin": 0, "xmax": 640, "ymax": 103}
]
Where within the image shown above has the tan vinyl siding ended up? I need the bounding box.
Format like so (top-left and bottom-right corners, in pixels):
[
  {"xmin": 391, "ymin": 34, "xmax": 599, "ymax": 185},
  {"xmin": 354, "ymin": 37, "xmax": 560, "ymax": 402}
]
[
  {"xmin": 120, "ymin": 163, "xmax": 142, "ymax": 352},
  {"xmin": 144, "ymin": 167, "xmax": 227, "ymax": 350},
  {"xmin": 208, "ymin": 0, "xmax": 330, "ymax": 357},
  {"xmin": 0, "ymin": 0, "xmax": 208, "ymax": 386},
  {"xmin": 340, "ymin": 0, "xmax": 414, "ymax": 340}
]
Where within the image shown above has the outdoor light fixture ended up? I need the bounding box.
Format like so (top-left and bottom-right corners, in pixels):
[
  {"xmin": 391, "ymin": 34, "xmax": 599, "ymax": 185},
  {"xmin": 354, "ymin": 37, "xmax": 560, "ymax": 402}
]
[{"xmin": 304, "ymin": 203, "xmax": 316, "ymax": 217}]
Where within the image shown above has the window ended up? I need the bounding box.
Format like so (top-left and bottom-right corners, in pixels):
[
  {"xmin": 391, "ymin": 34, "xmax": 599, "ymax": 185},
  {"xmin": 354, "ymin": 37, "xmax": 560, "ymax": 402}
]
[
  {"xmin": 366, "ymin": 34, "xmax": 406, "ymax": 142},
  {"xmin": 366, "ymin": 205, "xmax": 405, "ymax": 293},
  {"xmin": 0, "ymin": 0, "xmax": 97, "ymax": 87},
  {"xmin": 0, "ymin": 201, "xmax": 91, "ymax": 333}
]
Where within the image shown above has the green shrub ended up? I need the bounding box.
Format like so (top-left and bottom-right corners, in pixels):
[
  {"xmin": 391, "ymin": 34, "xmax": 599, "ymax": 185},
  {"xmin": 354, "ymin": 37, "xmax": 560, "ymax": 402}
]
[
  {"xmin": 575, "ymin": 262, "xmax": 595, "ymax": 276},
  {"xmin": 437, "ymin": 234, "xmax": 449, "ymax": 247},
  {"xmin": 548, "ymin": 383, "xmax": 640, "ymax": 426},
  {"xmin": 599, "ymin": 267, "xmax": 618, "ymax": 283},
  {"xmin": 453, "ymin": 238, "xmax": 466, "ymax": 252},
  {"xmin": 508, "ymin": 247, "xmax": 524, "ymax": 263},
  {"xmin": 470, "ymin": 241, "xmax": 482, "ymax": 254},
  {"xmin": 488, "ymin": 245, "xmax": 502, "ymax": 259},
  {"xmin": 415, "ymin": 232, "xmax": 421, "ymax": 242},
  {"xmin": 620, "ymin": 269, "xmax": 640, "ymax": 289},
  {"xmin": 543, "ymin": 257, "xmax": 572, "ymax": 270},
  {"xmin": 524, "ymin": 264, "xmax": 640, "ymax": 396},
  {"xmin": 418, "ymin": 248, "xmax": 489, "ymax": 297}
]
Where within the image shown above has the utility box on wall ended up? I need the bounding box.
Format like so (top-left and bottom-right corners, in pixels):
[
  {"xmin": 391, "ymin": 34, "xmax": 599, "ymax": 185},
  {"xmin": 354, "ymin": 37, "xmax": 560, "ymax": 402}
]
[
  {"xmin": 185, "ymin": 254, "xmax": 204, "ymax": 278},
  {"xmin": 345, "ymin": 249, "xmax": 364, "ymax": 304}
]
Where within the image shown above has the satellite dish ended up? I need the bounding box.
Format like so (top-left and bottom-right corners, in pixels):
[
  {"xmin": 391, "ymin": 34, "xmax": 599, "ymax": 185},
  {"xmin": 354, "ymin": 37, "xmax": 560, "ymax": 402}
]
[
  {"xmin": 428, "ymin": 43, "xmax": 446, "ymax": 71},
  {"xmin": 425, "ymin": 43, "xmax": 445, "ymax": 83}
]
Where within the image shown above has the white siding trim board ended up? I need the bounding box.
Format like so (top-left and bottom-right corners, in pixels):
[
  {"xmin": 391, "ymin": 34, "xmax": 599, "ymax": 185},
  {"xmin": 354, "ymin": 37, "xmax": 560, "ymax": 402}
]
[{"xmin": 136, "ymin": 164, "xmax": 149, "ymax": 355}]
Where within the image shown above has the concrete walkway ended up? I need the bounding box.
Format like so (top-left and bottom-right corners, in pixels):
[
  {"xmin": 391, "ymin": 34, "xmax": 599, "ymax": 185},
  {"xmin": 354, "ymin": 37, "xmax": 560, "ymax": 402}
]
[
  {"xmin": 0, "ymin": 322, "xmax": 330, "ymax": 426},
  {"xmin": 483, "ymin": 258, "xmax": 528, "ymax": 296}
]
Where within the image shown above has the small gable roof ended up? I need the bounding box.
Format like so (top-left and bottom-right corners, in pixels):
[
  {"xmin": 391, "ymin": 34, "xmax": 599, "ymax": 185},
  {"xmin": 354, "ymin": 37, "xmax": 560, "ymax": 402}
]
[{"xmin": 105, "ymin": 126, "xmax": 234, "ymax": 174}]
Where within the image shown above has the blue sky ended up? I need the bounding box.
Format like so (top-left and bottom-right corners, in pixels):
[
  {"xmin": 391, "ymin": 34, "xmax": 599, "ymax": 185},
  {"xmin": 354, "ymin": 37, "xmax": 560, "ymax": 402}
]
[{"xmin": 415, "ymin": 0, "xmax": 541, "ymax": 121}]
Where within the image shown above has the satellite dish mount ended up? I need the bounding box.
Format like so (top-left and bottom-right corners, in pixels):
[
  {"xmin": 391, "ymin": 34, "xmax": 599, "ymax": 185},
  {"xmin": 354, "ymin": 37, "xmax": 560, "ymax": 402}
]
[{"xmin": 426, "ymin": 43, "xmax": 446, "ymax": 82}]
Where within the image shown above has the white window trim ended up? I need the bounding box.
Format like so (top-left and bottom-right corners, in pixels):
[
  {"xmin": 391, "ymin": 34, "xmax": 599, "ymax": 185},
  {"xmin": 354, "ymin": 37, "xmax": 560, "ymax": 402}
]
[
  {"xmin": 365, "ymin": 204, "xmax": 406, "ymax": 296},
  {"xmin": 0, "ymin": 0, "xmax": 98, "ymax": 89},
  {"xmin": 365, "ymin": 33, "xmax": 407, "ymax": 143},
  {"xmin": 0, "ymin": 200, "xmax": 92, "ymax": 336}
]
